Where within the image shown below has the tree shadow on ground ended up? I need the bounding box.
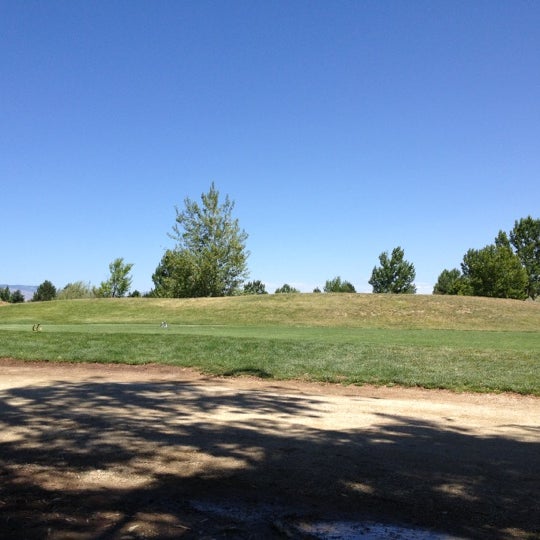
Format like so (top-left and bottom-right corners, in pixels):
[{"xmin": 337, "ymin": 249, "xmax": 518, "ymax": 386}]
[{"xmin": 0, "ymin": 378, "xmax": 538, "ymax": 539}]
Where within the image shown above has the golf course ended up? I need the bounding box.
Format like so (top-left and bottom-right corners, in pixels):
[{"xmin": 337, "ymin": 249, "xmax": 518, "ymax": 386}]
[
  {"xmin": 0, "ymin": 294, "xmax": 539, "ymax": 539},
  {"xmin": 1, "ymin": 293, "xmax": 539, "ymax": 395}
]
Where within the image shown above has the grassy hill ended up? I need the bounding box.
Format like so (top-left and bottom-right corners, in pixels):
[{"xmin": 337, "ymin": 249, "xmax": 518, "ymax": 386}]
[
  {"xmin": 1, "ymin": 293, "xmax": 539, "ymax": 331},
  {"xmin": 0, "ymin": 294, "xmax": 539, "ymax": 394}
]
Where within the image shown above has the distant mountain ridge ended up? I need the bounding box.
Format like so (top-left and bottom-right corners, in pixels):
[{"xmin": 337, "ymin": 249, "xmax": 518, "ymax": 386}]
[{"xmin": 0, "ymin": 285, "xmax": 38, "ymax": 301}]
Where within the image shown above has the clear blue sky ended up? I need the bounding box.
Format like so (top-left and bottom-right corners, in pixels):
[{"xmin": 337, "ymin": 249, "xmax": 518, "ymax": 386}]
[{"xmin": 2, "ymin": 1, "xmax": 539, "ymax": 294}]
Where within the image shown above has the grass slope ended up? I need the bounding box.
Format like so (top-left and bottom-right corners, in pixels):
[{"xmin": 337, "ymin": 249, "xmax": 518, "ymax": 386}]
[
  {"xmin": 1, "ymin": 294, "xmax": 539, "ymax": 394},
  {"xmin": 1, "ymin": 293, "xmax": 540, "ymax": 330}
]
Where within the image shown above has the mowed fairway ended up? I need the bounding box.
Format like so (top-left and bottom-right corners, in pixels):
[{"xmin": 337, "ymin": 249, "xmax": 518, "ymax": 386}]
[{"xmin": 0, "ymin": 294, "xmax": 539, "ymax": 395}]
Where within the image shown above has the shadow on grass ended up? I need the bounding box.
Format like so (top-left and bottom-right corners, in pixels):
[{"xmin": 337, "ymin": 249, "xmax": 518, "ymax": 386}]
[
  {"xmin": 0, "ymin": 378, "xmax": 538, "ymax": 539},
  {"xmin": 222, "ymin": 367, "xmax": 274, "ymax": 379}
]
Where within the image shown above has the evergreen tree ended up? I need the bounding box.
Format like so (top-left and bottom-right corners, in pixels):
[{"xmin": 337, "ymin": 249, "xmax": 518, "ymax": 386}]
[
  {"xmin": 10, "ymin": 290, "xmax": 25, "ymax": 303},
  {"xmin": 0, "ymin": 286, "xmax": 11, "ymax": 302},
  {"xmin": 32, "ymin": 280, "xmax": 57, "ymax": 301}
]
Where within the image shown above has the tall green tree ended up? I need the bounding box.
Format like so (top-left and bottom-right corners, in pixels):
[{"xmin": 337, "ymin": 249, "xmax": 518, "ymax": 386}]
[
  {"xmin": 324, "ymin": 276, "xmax": 356, "ymax": 293},
  {"xmin": 153, "ymin": 183, "xmax": 249, "ymax": 297},
  {"xmin": 32, "ymin": 280, "xmax": 57, "ymax": 301},
  {"xmin": 0, "ymin": 287, "xmax": 26, "ymax": 303},
  {"xmin": 96, "ymin": 258, "xmax": 134, "ymax": 298},
  {"xmin": 509, "ymin": 216, "xmax": 540, "ymax": 299},
  {"xmin": 369, "ymin": 247, "xmax": 416, "ymax": 294},
  {"xmin": 461, "ymin": 243, "xmax": 527, "ymax": 300}
]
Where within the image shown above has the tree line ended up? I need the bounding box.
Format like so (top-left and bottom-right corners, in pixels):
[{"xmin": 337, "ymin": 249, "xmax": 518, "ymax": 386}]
[
  {"xmin": 433, "ymin": 217, "xmax": 540, "ymax": 300},
  {"xmin": 1, "ymin": 259, "xmax": 137, "ymax": 303},
  {"xmin": 151, "ymin": 183, "xmax": 418, "ymax": 297},
  {"xmin": 9, "ymin": 184, "xmax": 539, "ymax": 302},
  {"xmin": 0, "ymin": 287, "xmax": 25, "ymax": 303}
]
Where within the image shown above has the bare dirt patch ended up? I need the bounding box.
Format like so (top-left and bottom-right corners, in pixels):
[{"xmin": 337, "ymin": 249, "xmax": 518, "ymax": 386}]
[{"xmin": 0, "ymin": 359, "xmax": 538, "ymax": 539}]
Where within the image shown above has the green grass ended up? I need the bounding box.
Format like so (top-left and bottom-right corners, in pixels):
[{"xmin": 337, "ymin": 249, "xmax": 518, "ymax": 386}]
[
  {"xmin": 2, "ymin": 294, "xmax": 540, "ymax": 330},
  {"xmin": 1, "ymin": 294, "xmax": 539, "ymax": 395}
]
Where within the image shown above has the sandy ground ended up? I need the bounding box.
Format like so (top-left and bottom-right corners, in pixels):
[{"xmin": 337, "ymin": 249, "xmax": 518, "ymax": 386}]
[{"xmin": 0, "ymin": 359, "xmax": 538, "ymax": 539}]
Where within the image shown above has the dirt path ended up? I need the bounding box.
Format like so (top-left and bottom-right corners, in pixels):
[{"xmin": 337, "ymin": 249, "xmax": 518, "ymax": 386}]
[{"xmin": 0, "ymin": 359, "xmax": 538, "ymax": 539}]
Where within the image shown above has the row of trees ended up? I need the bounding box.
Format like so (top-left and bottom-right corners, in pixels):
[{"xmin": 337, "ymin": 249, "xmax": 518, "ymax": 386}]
[
  {"xmin": 0, "ymin": 286, "xmax": 25, "ymax": 303},
  {"xmin": 153, "ymin": 185, "xmax": 536, "ymax": 300},
  {"xmin": 244, "ymin": 277, "xmax": 357, "ymax": 295},
  {"xmin": 9, "ymin": 185, "xmax": 537, "ymax": 302},
  {"xmin": 0, "ymin": 185, "xmax": 418, "ymax": 300},
  {"xmin": 151, "ymin": 184, "xmax": 418, "ymax": 298},
  {"xmin": 18, "ymin": 259, "xmax": 136, "ymax": 302},
  {"xmin": 434, "ymin": 217, "xmax": 540, "ymax": 300}
]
